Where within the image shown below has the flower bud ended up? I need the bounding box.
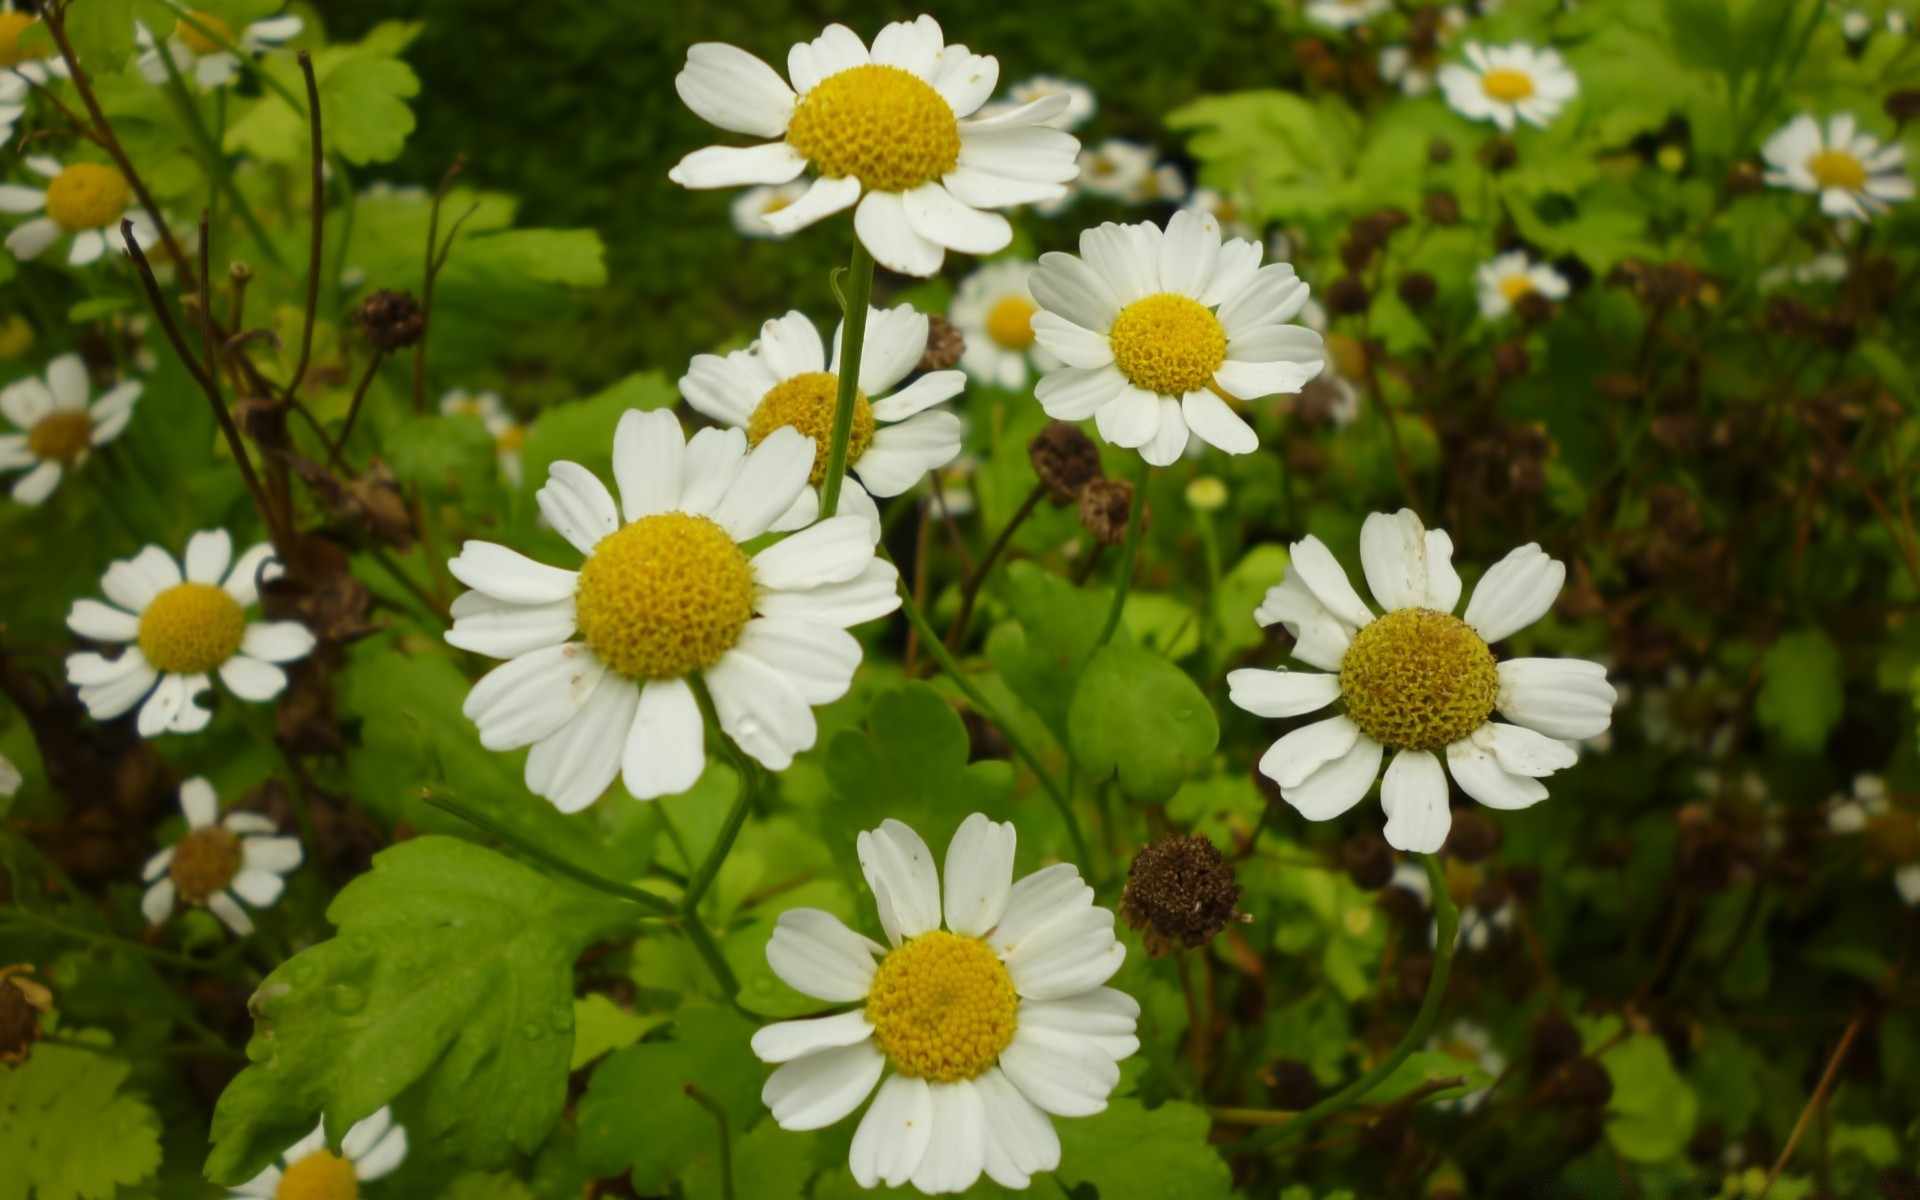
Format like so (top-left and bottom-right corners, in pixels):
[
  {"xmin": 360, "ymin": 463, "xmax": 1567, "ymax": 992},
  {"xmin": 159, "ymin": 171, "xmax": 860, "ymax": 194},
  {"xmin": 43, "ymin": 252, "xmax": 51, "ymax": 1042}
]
[
  {"xmin": 918, "ymin": 312, "xmax": 966, "ymax": 372},
  {"xmin": 1119, "ymin": 832, "xmax": 1247, "ymax": 957},
  {"xmin": 1078, "ymin": 478, "xmax": 1144, "ymax": 546}
]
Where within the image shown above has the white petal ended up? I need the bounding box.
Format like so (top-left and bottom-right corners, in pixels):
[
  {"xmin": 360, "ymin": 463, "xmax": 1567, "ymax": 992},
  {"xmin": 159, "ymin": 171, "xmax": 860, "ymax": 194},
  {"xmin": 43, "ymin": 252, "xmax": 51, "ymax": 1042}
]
[
  {"xmin": 70, "ymin": 651, "xmax": 158, "ymax": 720},
  {"xmin": 679, "ymin": 426, "xmax": 749, "ymax": 516},
  {"xmin": 137, "ymin": 674, "xmax": 188, "ymax": 738},
  {"xmin": 537, "ymin": 461, "xmax": 619, "ymax": 555},
  {"xmin": 609, "ymin": 408, "xmax": 687, "ymax": 524},
  {"xmin": 850, "ymin": 1074, "xmax": 933, "ymax": 1189},
  {"xmin": 1226, "ymin": 667, "xmax": 1340, "ymax": 718},
  {"xmin": 462, "ymin": 643, "xmax": 607, "ymax": 751},
  {"xmin": 835, "ymin": 304, "xmax": 925, "ymax": 395},
  {"xmin": 69, "ymin": 229, "xmax": 105, "ymax": 266},
  {"xmin": 941, "ymin": 164, "xmax": 1068, "ymax": 209},
  {"xmin": 1034, "ymin": 364, "xmax": 1127, "ymax": 421},
  {"xmin": 762, "ymin": 1039, "xmax": 885, "ymax": 1131},
  {"xmin": 1257, "ymin": 714, "xmax": 1360, "ymax": 789},
  {"xmin": 1079, "ymin": 222, "xmax": 1161, "ymax": 305},
  {"xmin": 1447, "ymin": 737, "xmax": 1549, "ymax": 810},
  {"xmin": 729, "ymin": 619, "xmax": 861, "ymax": 706},
  {"xmin": 854, "ymin": 411, "xmax": 962, "ymax": 496},
  {"xmin": 66, "ymin": 599, "xmax": 140, "ymax": 642},
  {"xmin": 240, "ymin": 622, "xmax": 313, "ymax": 664},
  {"xmin": 710, "ymin": 425, "xmax": 813, "ymax": 541},
  {"xmin": 1462, "ymin": 543, "xmax": 1565, "ymax": 643},
  {"xmin": 1016, "ymin": 989, "xmax": 1141, "ymax": 1060},
  {"xmin": 1158, "ymin": 208, "xmax": 1222, "ymax": 298},
  {"xmin": 223, "ymin": 544, "xmax": 280, "ymax": 607},
  {"xmin": 856, "ymin": 818, "xmax": 942, "ymax": 945},
  {"xmin": 447, "ymin": 541, "xmax": 579, "ymax": 605},
  {"xmin": 207, "ymin": 891, "xmax": 254, "ymax": 936},
  {"xmin": 704, "ymin": 644, "xmax": 816, "ymax": 770},
  {"xmin": 1092, "ymin": 384, "xmax": 1159, "ymax": 448},
  {"xmin": 46, "ymin": 354, "xmax": 90, "ymax": 411},
  {"xmin": 1289, "ymin": 535, "xmax": 1375, "ymax": 629},
  {"xmin": 1140, "ymin": 397, "xmax": 1189, "ymax": 466},
  {"xmin": 975, "ymin": 1067, "xmax": 1060, "ymax": 1189},
  {"xmin": 679, "ymin": 352, "xmax": 765, "ymax": 429},
  {"xmin": 870, "ymin": 14, "xmax": 943, "ymax": 78},
  {"xmin": 855, "ymin": 190, "xmax": 945, "ymax": 278},
  {"xmin": 4, "ymin": 461, "xmax": 54, "ymax": 505},
  {"xmin": 668, "ymin": 141, "xmax": 808, "ymax": 189},
  {"xmin": 5, "ymin": 217, "xmax": 62, "ymax": 261},
  {"xmin": 789, "ymin": 24, "xmax": 870, "ymax": 93},
  {"xmin": 1280, "ymin": 733, "xmax": 1385, "ymax": 820},
  {"xmin": 932, "ymin": 49, "xmax": 998, "ymax": 118},
  {"xmin": 1424, "ymin": 530, "xmax": 1463, "ymax": 613},
  {"xmin": 351, "ymin": 1124, "xmax": 408, "ymax": 1180},
  {"xmin": 241, "ymin": 836, "xmax": 303, "ymax": 874},
  {"xmin": 902, "ymin": 182, "xmax": 1012, "ymax": 255},
  {"xmin": 1030, "ymin": 312, "xmax": 1114, "ymax": 369},
  {"xmin": 870, "ymin": 370, "xmax": 965, "ymax": 423},
  {"xmin": 1181, "ymin": 389, "xmax": 1256, "ymax": 454},
  {"xmin": 942, "ymin": 812, "xmax": 1016, "ymax": 937},
  {"xmin": 142, "ymin": 847, "xmax": 175, "ymax": 882},
  {"xmin": 0, "ymin": 184, "xmax": 45, "ymax": 214},
  {"xmin": 986, "ymin": 864, "xmax": 1093, "ymax": 959},
  {"xmin": 911, "ymin": 1081, "xmax": 988, "ymax": 1195},
  {"xmin": 1360, "ymin": 509, "xmax": 1432, "ymax": 612},
  {"xmin": 1380, "ymin": 749, "xmax": 1451, "ymax": 853},
  {"xmin": 180, "ymin": 776, "xmax": 219, "ymax": 828},
  {"xmin": 675, "ymin": 42, "xmax": 796, "ymax": 138},
  {"xmin": 104, "ymin": 545, "xmax": 182, "ymax": 612},
  {"xmin": 183, "ymin": 528, "xmax": 232, "ymax": 584},
  {"xmin": 1496, "ymin": 658, "xmax": 1616, "ymax": 740},
  {"xmin": 753, "ymin": 559, "xmax": 900, "ymax": 627},
  {"xmin": 762, "ymin": 174, "xmax": 862, "ymax": 235},
  {"xmin": 750, "ymin": 1010, "xmax": 875, "ymax": 1063},
  {"xmin": 218, "ymin": 655, "xmax": 287, "ymax": 702},
  {"xmin": 1478, "ymin": 722, "xmax": 1578, "ymax": 777},
  {"xmin": 142, "ymin": 878, "xmax": 176, "ymax": 925},
  {"xmin": 998, "ymin": 1025, "xmax": 1120, "ymax": 1117},
  {"xmin": 758, "ymin": 309, "xmax": 829, "ymax": 380},
  {"xmin": 1200, "ymin": 237, "xmax": 1264, "ymax": 307},
  {"xmin": 446, "ymin": 592, "xmax": 578, "ymax": 660},
  {"xmin": 1000, "ymin": 905, "xmax": 1124, "ymax": 999},
  {"xmin": 1216, "ymin": 263, "xmax": 1311, "ymax": 338},
  {"xmin": 340, "ymin": 1108, "xmax": 393, "ymax": 1162},
  {"xmin": 753, "ymin": 517, "xmax": 877, "ymax": 589},
  {"xmin": 526, "ymin": 675, "xmax": 638, "ymax": 813},
  {"xmin": 765, "ymin": 907, "xmax": 884, "ymax": 1001},
  {"xmin": 1031, "ymin": 250, "xmax": 1123, "ymax": 331},
  {"xmin": 620, "ymin": 677, "xmax": 707, "ymax": 800},
  {"xmin": 229, "ymin": 867, "xmax": 285, "ymax": 908}
]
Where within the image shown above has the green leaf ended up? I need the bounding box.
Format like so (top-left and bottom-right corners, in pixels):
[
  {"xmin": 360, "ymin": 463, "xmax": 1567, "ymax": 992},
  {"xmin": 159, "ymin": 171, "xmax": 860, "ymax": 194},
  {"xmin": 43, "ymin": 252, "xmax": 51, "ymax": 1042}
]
[
  {"xmin": 575, "ymin": 1008, "xmax": 764, "ymax": 1192},
  {"xmin": 67, "ymin": 296, "xmax": 134, "ymax": 324},
  {"xmin": 60, "ymin": 0, "xmax": 137, "ymax": 72},
  {"xmin": 986, "ymin": 560, "xmax": 1112, "ymax": 742},
  {"xmin": 1212, "ymin": 543, "xmax": 1289, "ymax": 670},
  {"xmin": 321, "ymin": 56, "xmax": 421, "ymax": 165},
  {"xmin": 205, "ymin": 837, "xmax": 632, "ymax": 1183},
  {"xmin": 383, "ymin": 413, "xmax": 499, "ymax": 489},
  {"xmin": 570, "ymin": 993, "xmax": 668, "ymax": 1071},
  {"xmin": 1755, "ymin": 629, "xmax": 1844, "ymax": 752},
  {"xmin": 1601, "ymin": 1034, "xmax": 1699, "ymax": 1163},
  {"xmin": 0, "ymin": 1034, "xmax": 162, "ymax": 1200},
  {"xmin": 1068, "ymin": 645, "xmax": 1219, "ymax": 803},
  {"xmin": 1055, "ymin": 1098, "xmax": 1232, "ymax": 1198},
  {"xmin": 824, "ymin": 680, "xmax": 1013, "ymax": 850},
  {"xmin": 448, "ymin": 229, "xmax": 608, "ymax": 291}
]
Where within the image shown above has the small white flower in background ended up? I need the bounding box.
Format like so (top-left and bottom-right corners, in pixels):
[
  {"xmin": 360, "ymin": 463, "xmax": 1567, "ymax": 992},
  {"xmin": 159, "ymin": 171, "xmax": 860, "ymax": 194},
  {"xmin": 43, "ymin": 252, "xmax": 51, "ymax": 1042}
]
[
  {"xmin": 730, "ymin": 179, "xmax": 812, "ymax": 238},
  {"xmin": 930, "ymin": 452, "xmax": 979, "ymax": 518},
  {"xmin": 1439, "ymin": 43, "xmax": 1578, "ymax": 132},
  {"xmin": 1758, "ymin": 251, "xmax": 1850, "ymax": 292},
  {"xmin": 1761, "ymin": 113, "xmax": 1913, "ymax": 221},
  {"xmin": 1390, "ymin": 860, "xmax": 1513, "ymax": 953},
  {"xmin": 141, "ymin": 778, "xmax": 302, "ymax": 937},
  {"xmin": 1842, "ymin": 8, "xmax": 1874, "ymax": 40},
  {"xmin": 1073, "ymin": 138, "xmax": 1156, "ymax": 200},
  {"xmin": 753, "ymin": 813, "xmax": 1137, "ymax": 1194},
  {"xmin": 978, "ymin": 75, "xmax": 1096, "ymax": 131},
  {"xmin": 1305, "ymin": 0, "xmax": 1394, "ymax": 30},
  {"xmin": 1429, "ymin": 1020, "xmax": 1505, "ymax": 1111},
  {"xmin": 681, "ymin": 305, "xmax": 965, "ymax": 537},
  {"xmin": 1476, "ymin": 250, "xmax": 1569, "ymax": 320},
  {"xmin": 0, "ymin": 353, "xmax": 141, "ymax": 505},
  {"xmin": 1379, "ymin": 8, "xmax": 1469, "ymax": 96},
  {"xmin": 0, "ymin": 156, "xmax": 160, "ymax": 267},
  {"xmin": 0, "ymin": 3, "xmax": 72, "ymax": 105},
  {"xmin": 1028, "ymin": 211, "xmax": 1325, "ymax": 466},
  {"xmin": 668, "ymin": 14, "xmax": 1080, "ymax": 277},
  {"xmin": 438, "ymin": 389, "xmax": 526, "ymax": 487},
  {"xmin": 135, "ymin": 10, "xmax": 302, "ymax": 92},
  {"xmin": 1228, "ymin": 508, "xmax": 1616, "ymax": 853},
  {"xmin": 65, "ymin": 530, "xmax": 316, "ymax": 737},
  {"xmin": 446, "ymin": 411, "xmax": 900, "ymax": 811},
  {"xmin": 1827, "ymin": 774, "xmax": 1889, "ymax": 834},
  {"xmin": 229, "ymin": 1107, "xmax": 407, "ymax": 1199},
  {"xmin": 949, "ymin": 259, "xmax": 1059, "ymax": 390},
  {"xmin": 1182, "ymin": 187, "xmax": 1258, "ymax": 242},
  {"xmin": 1891, "ymin": 9, "xmax": 1911, "ymax": 35},
  {"xmin": 0, "ymin": 752, "xmax": 19, "ymax": 797}
]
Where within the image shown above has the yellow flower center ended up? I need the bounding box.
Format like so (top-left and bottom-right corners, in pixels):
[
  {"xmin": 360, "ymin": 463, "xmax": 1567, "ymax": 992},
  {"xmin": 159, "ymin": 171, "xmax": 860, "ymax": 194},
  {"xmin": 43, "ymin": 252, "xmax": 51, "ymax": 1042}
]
[
  {"xmin": 785, "ymin": 63, "xmax": 962, "ymax": 193},
  {"xmin": 169, "ymin": 826, "xmax": 241, "ymax": 905},
  {"xmin": 866, "ymin": 930, "xmax": 1018, "ymax": 1082},
  {"xmin": 275, "ymin": 1151, "xmax": 359, "ymax": 1200},
  {"xmin": 985, "ymin": 295, "xmax": 1037, "ymax": 350},
  {"xmin": 0, "ymin": 315, "xmax": 34, "ymax": 359},
  {"xmin": 138, "ymin": 582, "xmax": 248, "ymax": 674},
  {"xmin": 1108, "ymin": 293, "xmax": 1228, "ymax": 397},
  {"xmin": 1806, "ymin": 147, "xmax": 1867, "ymax": 192},
  {"xmin": 1339, "ymin": 608, "xmax": 1498, "ymax": 752},
  {"xmin": 747, "ymin": 370, "xmax": 874, "ymax": 485},
  {"xmin": 1497, "ymin": 274, "xmax": 1535, "ymax": 305},
  {"xmin": 574, "ymin": 512, "xmax": 755, "ymax": 681},
  {"xmin": 174, "ymin": 11, "xmax": 233, "ymax": 56},
  {"xmin": 0, "ymin": 11, "xmax": 47, "ymax": 67},
  {"xmin": 45, "ymin": 164, "xmax": 132, "ymax": 233},
  {"xmin": 1480, "ymin": 68, "xmax": 1535, "ymax": 103},
  {"xmin": 27, "ymin": 410, "xmax": 92, "ymax": 464}
]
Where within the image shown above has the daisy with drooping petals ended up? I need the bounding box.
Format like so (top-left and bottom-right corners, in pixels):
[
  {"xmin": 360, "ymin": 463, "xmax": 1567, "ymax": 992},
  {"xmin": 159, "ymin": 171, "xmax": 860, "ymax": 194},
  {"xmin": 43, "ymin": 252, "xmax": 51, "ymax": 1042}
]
[
  {"xmin": 1475, "ymin": 251, "xmax": 1569, "ymax": 320},
  {"xmin": 1228, "ymin": 509, "xmax": 1616, "ymax": 853},
  {"xmin": 1305, "ymin": 0, "xmax": 1393, "ymax": 30},
  {"xmin": 0, "ymin": 155, "xmax": 160, "ymax": 266},
  {"xmin": 731, "ymin": 179, "xmax": 812, "ymax": 238},
  {"xmin": 1028, "ymin": 211, "xmax": 1326, "ymax": 466},
  {"xmin": 978, "ymin": 75, "xmax": 1095, "ymax": 131},
  {"xmin": 680, "ymin": 306, "xmax": 965, "ymax": 537},
  {"xmin": 949, "ymin": 260, "xmax": 1058, "ymax": 390},
  {"xmin": 141, "ymin": 777, "xmax": 302, "ymax": 937},
  {"xmin": 0, "ymin": 353, "xmax": 141, "ymax": 505},
  {"xmin": 228, "ymin": 1107, "xmax": 407, "ymax": 1199},
  {"xmin": 668, "ymin": 14, "xmax": 1079, "ymax": 277},
  {"xmin": 136, "ymin": 10, "xmax": 302, "ymax": 92},
  {"xmin": 446, "ymin": 411, "xmax": 900, "ymax": 811},
  {"xmin": 65, "ymin": 531, "xmax": 315, "ymax": 737},
  {"xmin": 753, "ymin": 814, "xmax": 1137, "ymax": 1195},
  {"xmin": 1761, "ymin": 113, "xmax": 1913, "ymax": 222},
  {"xmin": 1438, "ymin": 43, "xmax": 1577, "ymax": 133},
  {"xmin": 438, "ymin": 388, "xmax": 526, "ymax": 486}
]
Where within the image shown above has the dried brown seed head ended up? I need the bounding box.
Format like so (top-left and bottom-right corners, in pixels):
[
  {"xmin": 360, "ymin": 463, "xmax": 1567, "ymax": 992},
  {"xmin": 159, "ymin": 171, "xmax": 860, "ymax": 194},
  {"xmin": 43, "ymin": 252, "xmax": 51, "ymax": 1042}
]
[{"xmin": 1119, "ymin": 833, "xmax": 1246, "ymax": 957}]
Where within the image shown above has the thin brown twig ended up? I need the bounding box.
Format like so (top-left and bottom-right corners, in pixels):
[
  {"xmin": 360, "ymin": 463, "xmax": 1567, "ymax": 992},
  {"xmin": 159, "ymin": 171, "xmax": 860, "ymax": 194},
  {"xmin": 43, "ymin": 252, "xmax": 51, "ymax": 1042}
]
[
  {"xmin": 412, "ymin": 156, "xmax": 467, "ymax": 412},
  {"xmin": 327, "ymin": 350, "xmax": 386, "ymax": 469},
  {"xmin": 1759, "ymin": 1017, "xmax": 1863, "ymax": 1199},
  {"xmin": 285, "ymin": 51, "xmax": 324, "ymax": 401}
]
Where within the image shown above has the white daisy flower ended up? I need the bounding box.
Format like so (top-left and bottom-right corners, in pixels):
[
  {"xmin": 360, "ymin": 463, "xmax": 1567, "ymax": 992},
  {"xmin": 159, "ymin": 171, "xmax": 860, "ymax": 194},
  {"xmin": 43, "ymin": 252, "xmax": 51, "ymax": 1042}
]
[
  {"xmin": 1228, "ymin": 508, "xmax": 1617, "ymax": 853},
  {"xmin": 0, "ymin": 353, "xmax": 140, "ymax": 505},
  {"xmin": 445, "ymin": 411, "xmax": 900, "ymax": 811},
  {"xmin": 140, "ymin": 777, "xmax": 303, "ymax": 937},
  {"xmin": 135, "ymin": 11, "xmax": 302, "ymax": 92},
  {"xmin": 978, "ymin": 75, "xmax": 1096, "ymax": 131},
  {"xmin": 0, "ymin": 155, "xmax": 160, "ymax": 266},
  {"xmin": 65, "ymin": 530, "xmax": 316, "ymax": 737},
  {"xmin": 1761, "ymin": 112, "xmax": 1914, "ymax": 222},
  {"xmin": 680, "ymin": 305, "xmax": 965, "ymax": 538},
  {"xmin": 1027, "ymin": 211, "xmax": 1326, "ymax": 466},
  {"xmin": 667, "ymin": 14, "xmax": 1080, "ymax": 277},
  {"xmin": 0, "ymin": 2, "xmax": 71, "ymax": 104},
  {"xmin": 752, "ymin": 813, "xmax": 1137, "ymax": 1195},
  {"xmin": 949, "ymin": 260, "xmax": 1060, "ymax": 391},
  {"xmin": 1379, "ymin": 9, "xmax": 1468, "ymax": 95},
  {"xmin": 1305, "ymin": 0, "xmax": 1394, "ymax": 30},
  {"xmin": 1073, "ymin": 138, "xmax": 1156, "ymax": 200},
  {"xmin": 1438, "ymin": 43, "xmax": 1578, "ymax": 133},
  {"xmin": 1476, "ymin": 251, "xmax": 1569, "ymax": 320},
  {"xmin": 730, "ymin": 179, "xmax": 812, "ymax": 238},
  {"xmin": 229, "ymin": 1107, "xmax": 407, "ymax": 1198},
  {"xmin": 439, "ymin": 388, "xmax": 526, "ymax": 487},
  {"xmin": 0, "ymin": 752, "xmax": 18, "ymax": 797}
]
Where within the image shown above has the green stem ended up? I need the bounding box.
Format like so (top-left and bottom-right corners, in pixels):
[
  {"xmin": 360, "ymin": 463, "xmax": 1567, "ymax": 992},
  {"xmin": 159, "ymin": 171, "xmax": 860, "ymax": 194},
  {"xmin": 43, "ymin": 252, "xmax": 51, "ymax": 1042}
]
[
  {"xmin": 421, "ymin": 789, "xmax": 677, "ymax": 916},
  {"xmin": 684, "ymin": 678, "xmax": 759, "ymax": 915},
  {"xmin": 151, "ymin": 45, "xmax": 287, "ymax": 272},
  {"xmin": 1094, "ymin": 455, "xmax": 1152, "ymax": 648},
  {"xmin": 684, "ymin": 1084, "xmax": 736, "ymax": 1200},
  {"xmin": 0, "ymin": 907, "xmax": 228, "ymax": 972},
  {"xmin": 818, "ymin": 238, "xmax": 875, "ymax": 517},
  {"xmin": 891, "ymin": 573, "xmax": 1092, "ymax": 868},
  {"xmin": 681, "ymin": 914, "xmax": 743, "ymax": 1011},
  {"xmin": 1241, "ymin": 853, "xmax": 1459, "ymax": 1144}
]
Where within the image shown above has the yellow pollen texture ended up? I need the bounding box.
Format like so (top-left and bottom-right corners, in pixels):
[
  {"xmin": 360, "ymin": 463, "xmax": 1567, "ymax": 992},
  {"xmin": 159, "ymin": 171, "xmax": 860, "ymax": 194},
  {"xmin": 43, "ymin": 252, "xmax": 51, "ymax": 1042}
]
[
  {"xmin": 138, "ymin": 582, "xmax": 247, "ymax": 674},
  {"xmin": 175, "ymin": 12, "xmax": 233, "ymax": 55},
  {"xmin": 1108, "ymin": 293, "xmax": 1228, "ymax": 397},
  {"xmin": 785, "ymin": 64, "xmax": 961, "ymax": 193},
  {"xmin": 169, "ymin": 826, "xmax": 241, "ymax": 905},
  {"xmin": 1339, "ymin": 608, "xmax": 1498, "ymax": 752},
  {"xmin": 748, "ymin": 371, "xmax": 874, "ymax": 484},
  {"xmin": 574, "ymin": 512, "xmax": 755, "ymax": 681},
  {"xmin": 985, "ymin": 296, "xmax": 1038, "ymax": 350},
  {"xmin": 1480, "ymin": 67, "xmax": 1535, "ymax": 103},
  {"xmin": 1807, "ymin": 148, "xmax": 1868, "ymax": 192},
  {"xmin": 0, "ymin": 12, "xmax": 45, "ymax": 67},
  {"xmin": 28, "ymin": 410, "xmax": 92, "ymax": 463},
  {"xmin": 1497, "ymin": 274, "xmax": 1536, "ymax": 305},
  {"xmin": 866, "ymin": 930, "xmax": 1018, "ymax": 1082},
  {"xmin": 46, "ymin": 164, "xmax": 131, "ymax": 232},
  {"xmin": 275, "ymin": 1151, "xmax": 359, "ymax": 1200}
]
